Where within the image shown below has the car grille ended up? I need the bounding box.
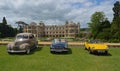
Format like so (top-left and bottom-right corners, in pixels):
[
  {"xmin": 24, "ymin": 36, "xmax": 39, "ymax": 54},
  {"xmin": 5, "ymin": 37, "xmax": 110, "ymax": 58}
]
[
  {"xmin": 15, "ymin": 42, "xmax": 23, "ymax": 46},
  {"xmin": 13, "ymin": 46, "xmax": 20, "ymax": 50}
]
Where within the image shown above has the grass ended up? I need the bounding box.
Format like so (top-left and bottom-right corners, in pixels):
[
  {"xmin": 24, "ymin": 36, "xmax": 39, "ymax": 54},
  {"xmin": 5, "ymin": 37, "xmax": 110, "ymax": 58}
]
[{"xmin": 0, "ymin": 45, "xmax": 120, "ymax": 71}]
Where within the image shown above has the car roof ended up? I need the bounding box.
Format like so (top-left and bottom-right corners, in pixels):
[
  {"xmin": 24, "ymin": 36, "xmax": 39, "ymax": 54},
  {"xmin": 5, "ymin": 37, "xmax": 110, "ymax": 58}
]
[
  {"xmin": 16, "ymin": 33, "xmax": 33, "ymax": 36},
  {"xmin": 54, "ymin": 39, "xmax": 66, "ymax": 43}
]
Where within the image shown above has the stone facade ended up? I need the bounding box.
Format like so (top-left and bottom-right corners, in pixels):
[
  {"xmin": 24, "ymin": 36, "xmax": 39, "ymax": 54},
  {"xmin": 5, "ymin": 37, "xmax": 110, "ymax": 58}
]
[{"xmin": 24, "ymin": 21, "xmax": 80, "ymax": 38}]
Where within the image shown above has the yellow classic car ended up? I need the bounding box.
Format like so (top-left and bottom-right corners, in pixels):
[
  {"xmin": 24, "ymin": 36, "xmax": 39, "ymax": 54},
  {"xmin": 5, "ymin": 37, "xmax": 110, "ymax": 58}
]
[{"xmin": 84, "ymin": 40, "xmax": 109, "ymax": 54}]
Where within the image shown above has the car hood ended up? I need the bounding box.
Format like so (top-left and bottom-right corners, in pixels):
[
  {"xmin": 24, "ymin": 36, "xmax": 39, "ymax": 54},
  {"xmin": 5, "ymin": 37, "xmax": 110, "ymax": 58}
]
[
  {"xmin": 89, "ymin": 43, "xmax": 108, "ymax": 49},
  {"xmin": 52, "ymin": 42, "xmax": 66, "ymax": 48},
  {"xmin": 14, "ymin": 39, "xmax": 29, "ymax": 46}
]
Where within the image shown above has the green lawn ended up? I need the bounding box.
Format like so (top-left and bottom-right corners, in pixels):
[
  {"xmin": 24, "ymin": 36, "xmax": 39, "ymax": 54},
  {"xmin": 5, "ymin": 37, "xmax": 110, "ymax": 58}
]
[{"xmin": 0, "ymin": 45, "xmax": 120, "ymax": 71}]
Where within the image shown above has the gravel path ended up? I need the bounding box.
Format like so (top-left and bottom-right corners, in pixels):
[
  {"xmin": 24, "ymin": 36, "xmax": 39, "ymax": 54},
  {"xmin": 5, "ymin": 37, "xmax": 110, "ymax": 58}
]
[{"xmin": 0, "ymin": 41, "xmax": 120, "ymax": 47}]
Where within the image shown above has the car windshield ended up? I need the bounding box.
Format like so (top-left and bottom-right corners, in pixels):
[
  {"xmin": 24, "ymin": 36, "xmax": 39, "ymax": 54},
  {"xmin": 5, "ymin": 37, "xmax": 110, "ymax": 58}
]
[
  {"xmin": 54, "ymin": 39, "xmax": 60, "ymax": 43},
  {"xmin": 16, "ymin": 35, "xmax": 29, "ymax": 39},
  {"xmin": 89, "ymin": 40, "xmax": 101, "ymax": 43},
  {"xmin": 54, "ymin": 39, "xmax": 66, "ymax": 43}
]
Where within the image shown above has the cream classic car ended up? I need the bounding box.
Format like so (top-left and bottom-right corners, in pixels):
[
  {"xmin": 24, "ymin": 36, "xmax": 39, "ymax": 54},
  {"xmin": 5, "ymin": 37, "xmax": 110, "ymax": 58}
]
[{"xmin": 7, "ymin": 33, "xmax": 38, "ymax": 54}]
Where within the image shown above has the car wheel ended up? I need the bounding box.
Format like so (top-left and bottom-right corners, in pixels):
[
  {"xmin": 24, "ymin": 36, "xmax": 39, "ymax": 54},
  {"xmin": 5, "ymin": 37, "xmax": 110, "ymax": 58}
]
[
  {"xmin": 85, "ymin": 47, "xmax": 87, "ymax": 50},
  {"xmin": 35, "ymin": 44, "xmax": 38, "ymax": 48},
  {"xmin": 51, "ymin": 51, "xmax": 54, "ymax": 54},
  {"xmin": 89, "ymin": 50, "xmax": 93, "ymax": 54},
  {"xmin": 88, "ymin": 47, "xmax": 90, "ymax": 51},
  {"xmin": 105, "ymin": 51, "xmax": 108, "ymax": 54},
  {"xmin": 64, "ymin": 51, "xmax": 68, "ymax": 54},
  {"xmin": 8, "ymin": 52, "xmax": 12, "ymax": 54},
  {"xmin": 26, "ymin": 49, "xmax": 30, "ymax": 54}
]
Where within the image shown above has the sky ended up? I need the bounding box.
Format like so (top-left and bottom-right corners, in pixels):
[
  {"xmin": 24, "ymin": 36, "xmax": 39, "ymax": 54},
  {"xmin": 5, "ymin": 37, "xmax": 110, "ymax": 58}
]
[{"xmin": 0, "ymin": 0, "xmax": 119, "ymax": 28}]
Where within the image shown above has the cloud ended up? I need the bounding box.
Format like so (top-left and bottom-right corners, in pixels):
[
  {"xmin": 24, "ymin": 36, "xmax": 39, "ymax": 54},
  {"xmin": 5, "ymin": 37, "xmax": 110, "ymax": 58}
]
[{"xmin": 0, "ymin": 0, "xmax": 116, "ymax": 28}]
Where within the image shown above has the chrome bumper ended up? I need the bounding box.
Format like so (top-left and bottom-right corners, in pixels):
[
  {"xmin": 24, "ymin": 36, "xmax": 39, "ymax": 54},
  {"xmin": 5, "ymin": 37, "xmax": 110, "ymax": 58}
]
[
  {"xmin": 7, "ymin": 50, "xmax": 26, "ymax": 53},
  {"xmin": 50, "ymin": 48, "xmax": 68, "ymax": 52}
]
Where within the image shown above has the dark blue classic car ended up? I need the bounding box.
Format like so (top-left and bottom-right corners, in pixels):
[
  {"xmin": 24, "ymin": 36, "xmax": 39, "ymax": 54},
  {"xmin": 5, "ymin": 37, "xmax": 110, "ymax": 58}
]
[{"xmin": 50, "ymin": 39, "xmax": 68, "ymax": 53}]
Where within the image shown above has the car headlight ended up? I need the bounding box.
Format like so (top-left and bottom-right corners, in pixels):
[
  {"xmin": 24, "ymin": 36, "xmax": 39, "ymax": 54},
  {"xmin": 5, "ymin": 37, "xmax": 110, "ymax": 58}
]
[
  {"xmin": 7, "ymin": 44, "xmax": 11, "ymax": 48},
  {"xmin": 20, "ymin": 45, "xmax": 26, "ymax": 49},
  {"xmin": 50, "ymin": 45, "xmax": 54, "ymax": 48},
  {"xmin": 7, "ymin": 44, "xmax": 11, "ymax": 50},
  {"xmin": 106, "ymin": 47, "xmax": 109, "ymax": 50},
  {"xmin": 7, "ymin": 44, "xmax": 14, "ymax": 49},
  {"xmin": 65, "ymin": 45, "xmax": 68, "ymax": 48}
]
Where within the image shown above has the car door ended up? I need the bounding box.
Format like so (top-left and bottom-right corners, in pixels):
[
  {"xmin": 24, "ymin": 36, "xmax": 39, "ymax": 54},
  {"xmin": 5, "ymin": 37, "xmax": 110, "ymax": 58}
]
[{"xmin": 29, "ymin": 34, "xmax": 35, "ymax": 48}]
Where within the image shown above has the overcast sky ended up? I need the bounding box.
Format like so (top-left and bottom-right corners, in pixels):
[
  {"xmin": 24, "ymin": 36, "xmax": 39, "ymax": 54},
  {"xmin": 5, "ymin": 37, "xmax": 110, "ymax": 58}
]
[{"xmin": 0, "ymin": 0, "xmax": 119, "ymax": 28}]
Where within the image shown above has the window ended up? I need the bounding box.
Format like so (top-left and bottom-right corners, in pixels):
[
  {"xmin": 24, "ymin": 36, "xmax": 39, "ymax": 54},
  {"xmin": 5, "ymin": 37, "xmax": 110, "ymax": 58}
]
[
  {"xmin": 29, "ymin": 35, "xmax": 34, "ymax": 39},
  {"xmin": 24, "ymin": 35, "xmax": 29, "ymax": 39},
  {"xmin": 16, "ymin": 35, "xmax": 29, "ymax": 39}
]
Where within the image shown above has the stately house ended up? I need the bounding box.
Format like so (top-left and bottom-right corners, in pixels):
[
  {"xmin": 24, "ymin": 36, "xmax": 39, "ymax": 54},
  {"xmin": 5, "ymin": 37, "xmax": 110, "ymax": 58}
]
[{"xmin": 23, "ymin": 21, "xmax": 80, "ymax": 38}]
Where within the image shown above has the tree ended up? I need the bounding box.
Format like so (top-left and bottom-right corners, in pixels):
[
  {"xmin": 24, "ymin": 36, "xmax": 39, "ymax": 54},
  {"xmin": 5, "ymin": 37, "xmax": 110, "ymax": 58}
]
[
  {"xmin": 111, "ymin": 1, "xmax": 120, "ymax": 40},
  {"xmin": 0, "ymin": 17, "xmax": 8, "ymax": 37},
  {"xmin": 96, "ymin": 19, "xmax": 111, "ymax": 40},
  {"xmin": 101, "ymin": 19, "xmax": 111, "ymax": 29},
  {"xmin": 88, "ymin": 12, "xmax": 106, "ymax": 39},
  {"xmin": 16, "ymin": 21, "xmax": 28, "ymax": 33},
  {"xmin": 2, "ymin": 17, "xmax": 7, "ymax": 25},
  {"xmin": 0, "ymin": 17, "xmax": 18, "ymax": 38}
]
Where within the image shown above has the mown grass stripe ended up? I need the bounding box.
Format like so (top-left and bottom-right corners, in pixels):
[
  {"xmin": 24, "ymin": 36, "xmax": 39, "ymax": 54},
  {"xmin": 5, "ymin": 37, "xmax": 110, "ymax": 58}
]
[{"xmin": 0, "ymin": 46, "xmax": 120, "ymax": 71}]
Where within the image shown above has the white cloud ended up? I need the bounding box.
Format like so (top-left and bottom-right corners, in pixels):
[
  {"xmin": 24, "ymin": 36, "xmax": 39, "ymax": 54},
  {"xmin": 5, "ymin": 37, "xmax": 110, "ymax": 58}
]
[{"xmin": 0, "ymin": 0, "xmax": 117, "ymax": 28}]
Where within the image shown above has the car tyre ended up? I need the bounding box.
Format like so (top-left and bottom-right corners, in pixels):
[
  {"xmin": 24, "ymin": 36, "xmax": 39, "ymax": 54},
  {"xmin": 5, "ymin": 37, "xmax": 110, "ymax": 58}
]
[
  {"xmin": 35, "ymin": 44, "xmax": 38, "ymax": 48},
  {"xmin": 85, "ymin": 47, "xmax": 87, "ymax": 50},
  {"xmin": 26, "ymin": 49, "xmax": 30, "ymax": 54},
  {"xmin": 51, "ymin": 51, "xmax": 54, "ymax": 54},
  {"xmin": 89, "ymin": 50, "xmax": 93, "ymax": 54},
  {"xmin": 105, "ymin": 51, "xmax": 108, "ymax": 54},
  {"xmin": 64, "ymin": 51, "xmax": 68, "ymax": 54},
  {"xmin": 8, "ymin": 52, "xmax": 12, "ymax": 54}
]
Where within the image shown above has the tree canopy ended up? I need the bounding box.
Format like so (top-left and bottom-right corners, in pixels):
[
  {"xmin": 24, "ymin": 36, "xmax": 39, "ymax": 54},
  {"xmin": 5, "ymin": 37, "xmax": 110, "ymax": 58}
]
[
  {"xmin": 111, "ymin": 1, "xmax": 120, "ymax": 40},
  {"xmin": 88, "ymin": 11, "xmax": 109, "ymax": 39},
  {"xmin": 87, "ymin": 1, "xmax": 120, "ymax": 42},
  {"xmin": 0, "ymin": 17, "xmax": 18, "ymax": 38},
  {"xmin": 16, "ymin": 21, "xmax": 28, "ymax": 33}
]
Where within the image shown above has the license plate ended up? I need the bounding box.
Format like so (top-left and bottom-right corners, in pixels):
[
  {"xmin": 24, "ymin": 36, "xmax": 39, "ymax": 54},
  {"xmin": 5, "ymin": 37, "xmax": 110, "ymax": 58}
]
[{"xmin": 98, "ymin": 50, "xmax": 105, "ymax": 53}]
